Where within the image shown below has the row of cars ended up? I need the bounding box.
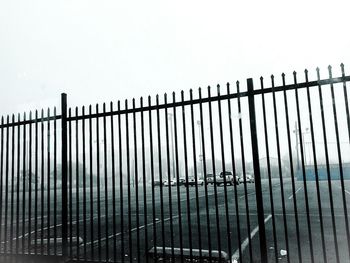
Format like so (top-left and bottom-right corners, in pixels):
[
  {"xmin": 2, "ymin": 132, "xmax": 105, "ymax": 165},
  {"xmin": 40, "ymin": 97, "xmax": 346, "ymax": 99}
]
[{"xmin": 154, "ymin": 171, "xmax": 254, "ymax": 187}]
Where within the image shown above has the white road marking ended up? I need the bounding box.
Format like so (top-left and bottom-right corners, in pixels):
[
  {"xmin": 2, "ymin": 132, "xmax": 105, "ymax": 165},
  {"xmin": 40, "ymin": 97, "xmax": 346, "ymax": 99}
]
[
  {"xmin": 239, "ymin": 192, "xmax": 255, "ymax": 199},
  {"xmin": 231, "ymin": 214, "xmax": 272, "ymax": 262},
  {"xmin": 83, "ymin": 215, "xmax": 180, "ymax": 247},
  {"xmin": 339, "ymin": 186, "xmax": 350, "ymax": 196},
  {"xmin": 288, "ymin": 186, "xmax": 302, "ymax": 200}
]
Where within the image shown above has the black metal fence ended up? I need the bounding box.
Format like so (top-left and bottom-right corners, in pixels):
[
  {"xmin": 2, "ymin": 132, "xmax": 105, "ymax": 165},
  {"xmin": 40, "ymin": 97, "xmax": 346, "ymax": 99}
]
[{"xmin": 0, "ymin": 64, "xmax": 350, "ymax": 263}]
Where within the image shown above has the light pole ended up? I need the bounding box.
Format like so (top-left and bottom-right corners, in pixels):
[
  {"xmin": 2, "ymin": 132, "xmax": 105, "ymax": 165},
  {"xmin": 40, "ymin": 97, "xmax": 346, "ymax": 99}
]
[
  {"xmin": 293, "ymin": 122, "xmax": 310, "ymax": 169},
  {"xmin": 197, "ymin": 120, "xmax": 204, "ymax": 179}
]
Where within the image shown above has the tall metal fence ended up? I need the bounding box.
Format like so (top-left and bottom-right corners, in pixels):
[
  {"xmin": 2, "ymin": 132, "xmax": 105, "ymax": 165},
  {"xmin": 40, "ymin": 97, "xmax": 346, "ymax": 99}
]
[{"xmin": 0, "ymin": 64, "xmax": 350, "ymax": 262}]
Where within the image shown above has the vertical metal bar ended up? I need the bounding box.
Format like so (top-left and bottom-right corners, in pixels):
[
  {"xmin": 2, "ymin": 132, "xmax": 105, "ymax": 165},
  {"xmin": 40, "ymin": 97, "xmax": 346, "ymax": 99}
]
[
  {"xmin": 237, "ymin": 81, "xmax": 253, "ymax": 261},
  {"xmin": 271, "ymin": 76, "xmax": 291, "ymax": 263},
  {"xmin": 182, "ymin": 90, "xmax": 193, "ymax": 262},
  {"xmin": 189, "ymin": 89, "xmax": 203, "ymax": 259},
  {"xmin": 0, "ymin": 117, "xmax": 4, "ymax": 254},
  {"xmin": 0, "ymin": 117, "xmax": 3, "ymax": 254},
  {"xmin": 3, "ymin": 116, "xmax": 9, "ymax": 254},
  {"xmin": 4, "ymin": 115, "xmax": 9, "ymax": 254},
  {"xmin": 15, "ymin": 114, "xmax": 21, "ymax": 254},
  {"xmin": 281, "ymin": 73, "xmax": 302, "ymax": 262},
  {"xmin": 132, "ymin": 98, "xmax": 141, "ymax": 263},
  {"xmin": 148, "ymin": 96, "xmax": 157, "ymax": 261},
  {"xmin": 328, "ymin": 65, "xmax": 350, "ymax": 256},
  {"xmin": 227, "ymin": 82, "xmax": 242, "ymax": 262},
  {"xmin": 88, "ymin": 105, "xmax": 94, "ymax": 260},
  {"xmin": 22, "ymin": 112, "xmax": 27, "ymax": 254},
  {"xmin": 53, "ymin": 108, "xmax": 57, "ymax": 255},
  {"xmin": 125, "ymin": 99, "xmax": 133, "ymax": 263},
  {"xmin": 156, "ymin": 95, "xmax": 166, "ymax": 259},
  {"xmin": 341, "ymin": 64, "xmax": 350, "ymax": 146},
  {"xmin": 34, "ymin": 111, "xmax": 39, "ymax": 255},
  {"xmin": 103, "ymin": 103, "xmax": 109, "ymax": 261},
  {"xmin": 199, "ymin": 86, "xmax": 213, "ymax": 261},
  {"xmin": 61, "ymin": 93, "xmax": 68, "ymax": 259},
  {"xmin": 9, "ymin": 115, "xmax": 15, "ymax": 254},
  {"xmin": 304, "ymin": 70, "xmax": 327, "ymax": 262},
  {"xmin": 140, "ymin": 97, "xmax": 149, "ymax": 263},
  {"xmin": 82, "ymin": 106, "xmax": 87, "ymax": 260},
  {"xmin": 260, "ymin": 77, "xmax": 278, "ymax": 262},
  {"xmin": 75, "ymin": 107, "xmax": 80, "ymax": 259},
  {"xmin": 164, "ymin": 93, "xmax": 175, "ymax": 262},
  {"xmin": 28, "ymin": 111, "xmax": 33, "ymax": 253},
  {"xmin": 118, "ymin": 100, "xmax": 125, "ymax": 263},
  {"xmin": 173, "ymin": 92, "xmax": 184, "ymax": 262},
  {"xmin": 96, "ymin": 104, "xmax": 102, "ymax": 262},
  {"xmin": 207, "ymin": 86, "xmax": 222, "ymax": 258},
  {"xmin": 68, "ymin": 108, "xmax": 72, "ymax": 258},
  {"xmin": 294, "ymin": 71, "xmax": 314, "ymax": 262},
  {"xmin": 247, "ymin": 78, "xmax": 267, "ymax": 263},
  {"xmin": 41, "ymin": 109, "xmax": 45, "ymax": 255},
  {"xmin": 110, "ymin": 102, "xmax": 117, "ymax": 262},
  {"xmin": 217, "ymin": 85, "xmax": 232, "ymax": 260},
  {"xmin": 46, "ymin": 109, "xmax": 50, "ymax": 255}
]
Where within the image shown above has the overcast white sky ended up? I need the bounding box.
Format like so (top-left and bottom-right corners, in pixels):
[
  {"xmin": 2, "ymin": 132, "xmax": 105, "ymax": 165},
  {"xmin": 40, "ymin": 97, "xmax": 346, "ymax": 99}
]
[{"xmin": 1, "ymin": 0, "xmax": 350, "ymax": 116}]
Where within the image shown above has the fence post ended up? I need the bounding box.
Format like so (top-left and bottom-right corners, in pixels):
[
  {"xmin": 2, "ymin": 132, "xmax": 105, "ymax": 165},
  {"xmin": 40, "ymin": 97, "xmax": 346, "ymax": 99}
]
[
  {"xmin": 247, "ymin": 78, "xmax": 268, "ymax": 263},
  {"xmin": 61, "ymin": 93, "xmax": 68, "ymax": 259}
]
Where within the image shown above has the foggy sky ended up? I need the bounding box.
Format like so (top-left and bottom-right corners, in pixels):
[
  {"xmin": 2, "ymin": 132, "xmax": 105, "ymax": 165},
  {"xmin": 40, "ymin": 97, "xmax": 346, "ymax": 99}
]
[{"xmin": 0, "ymin": 0, "xmax": 350, "ymax": 116}]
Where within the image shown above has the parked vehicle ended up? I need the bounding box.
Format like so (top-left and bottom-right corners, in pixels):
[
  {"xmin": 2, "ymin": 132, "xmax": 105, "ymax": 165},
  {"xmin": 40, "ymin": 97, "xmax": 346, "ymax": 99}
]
[
  {"xmin": 205, "ymin": 173, "xmax": 215, "ymax": 185},
  {"xmin": 178, "ymin": 178, "xmax": 186, "ymax": 186},
  {"xmin": 163, "ymin": 180, "xmax": 176, "ymax": 186},
  {"xmin": 215, "ymin": 171, "xmax": 240, "ymax": 186},
  {"xmin": 183, "ymin": 176, "xmax": 204, "ymax": 187},
  {"xmin": 152, "ymin": 180, "xmax": 162, "ymax": 187},
  {"xmin": 239, "ymin": 173, "xmax": 255, "ymax": 183}
]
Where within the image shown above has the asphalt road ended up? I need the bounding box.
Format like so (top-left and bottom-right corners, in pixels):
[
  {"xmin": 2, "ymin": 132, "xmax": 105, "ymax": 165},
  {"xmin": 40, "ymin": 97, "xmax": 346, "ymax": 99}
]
[{"xmin": 1, "ymin": 178, "xmax": 350, "ymax": 263}]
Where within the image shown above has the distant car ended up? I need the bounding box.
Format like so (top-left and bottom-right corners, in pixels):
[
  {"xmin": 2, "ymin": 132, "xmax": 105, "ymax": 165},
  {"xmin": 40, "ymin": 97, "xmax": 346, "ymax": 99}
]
[
  {"xmin": 183, "ymin": 176, "xmax": 204, "ymax": 187},
  {"xmin": 163, "ymin": 180, "xmax": 176, "ymax": 186},
  {"xmin": 178, "ymin": 178, "xmax": 186, "ymax": 186},
  {"xmin": 205, "ymin": 173, "xmax": 215, "ymax": 185},
  {"xmin": 152, "ymin": 180, "xmax": 162, "ymax": 187},
  {"xmin": 239, "ymin": 173, "xmax": 255, "ymax": 183},
  {"xmin": 215, "ymin": 171, "xmax": 240, "ymax": 186}
]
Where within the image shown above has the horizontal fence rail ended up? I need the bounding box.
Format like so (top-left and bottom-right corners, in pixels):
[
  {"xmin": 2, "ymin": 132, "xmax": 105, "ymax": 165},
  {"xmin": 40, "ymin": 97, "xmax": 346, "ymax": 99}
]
[{"xmin": 0, "ymin": 64, "xmax": 349, "ymax": 263}]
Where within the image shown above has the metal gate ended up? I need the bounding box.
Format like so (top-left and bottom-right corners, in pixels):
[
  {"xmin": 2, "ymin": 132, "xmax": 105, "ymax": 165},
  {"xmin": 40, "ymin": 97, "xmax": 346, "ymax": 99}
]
[{"xmin": 0, "ymin": 64, "xmax": 350, "ymax": 262}]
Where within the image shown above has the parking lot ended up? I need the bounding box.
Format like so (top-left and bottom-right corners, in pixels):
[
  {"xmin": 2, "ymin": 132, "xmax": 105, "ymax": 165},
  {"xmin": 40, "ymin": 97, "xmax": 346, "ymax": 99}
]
[{"xmin": 2, "ymin": 175, "xmax": 349, "ymax": 262}]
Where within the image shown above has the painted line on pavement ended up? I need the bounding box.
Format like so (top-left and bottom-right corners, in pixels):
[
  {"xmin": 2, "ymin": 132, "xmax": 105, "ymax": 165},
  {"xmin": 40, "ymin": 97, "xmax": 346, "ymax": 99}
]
[
  {"xmin": 339, "ymin": 186, "xmax": 350, "ymax": 196},
  {"xmin": 231, "ymin": 214, "xmax": 272, "ymax": 263},
  {"xmin": 288, "ymin": 186, "xmax": 302, "ymax": 200}
]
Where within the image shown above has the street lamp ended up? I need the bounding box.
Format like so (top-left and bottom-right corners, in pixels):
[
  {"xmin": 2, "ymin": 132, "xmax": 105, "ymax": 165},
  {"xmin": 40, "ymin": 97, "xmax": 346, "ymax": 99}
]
[
  {"xmin": 293, "ymin": 122, "xmax": 310, "ymax": 170},
  {"xmin": 197, "ymin": 120, "xmax": 204, "ymax": 179}
]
